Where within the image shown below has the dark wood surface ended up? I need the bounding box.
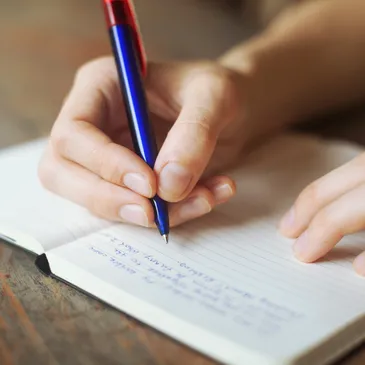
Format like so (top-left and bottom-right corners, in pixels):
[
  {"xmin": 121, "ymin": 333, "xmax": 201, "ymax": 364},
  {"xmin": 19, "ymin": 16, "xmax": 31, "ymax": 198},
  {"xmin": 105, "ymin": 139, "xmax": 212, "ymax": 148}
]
[{"xmin": 0, "ymin": 1, "xmax": 365, "ymax": 364}]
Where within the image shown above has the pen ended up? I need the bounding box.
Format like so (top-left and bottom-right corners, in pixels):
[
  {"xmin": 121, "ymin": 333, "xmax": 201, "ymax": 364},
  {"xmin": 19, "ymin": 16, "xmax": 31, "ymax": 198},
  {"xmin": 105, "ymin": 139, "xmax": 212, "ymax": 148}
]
[{"xmin": 102, "ymin": 0, "xmax": 170, "ymax": 243}]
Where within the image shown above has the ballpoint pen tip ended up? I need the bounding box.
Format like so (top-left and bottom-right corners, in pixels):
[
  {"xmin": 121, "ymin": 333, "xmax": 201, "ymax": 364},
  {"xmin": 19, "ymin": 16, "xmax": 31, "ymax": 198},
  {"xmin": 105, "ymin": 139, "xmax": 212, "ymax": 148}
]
[{"xmin": 163, "ymin": 234, "xmax": 169, "ymax": 244}]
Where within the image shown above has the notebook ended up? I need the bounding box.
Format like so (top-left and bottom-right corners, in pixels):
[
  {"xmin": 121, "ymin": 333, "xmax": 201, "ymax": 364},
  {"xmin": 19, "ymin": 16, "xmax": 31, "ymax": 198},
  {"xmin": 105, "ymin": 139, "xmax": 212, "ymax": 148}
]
[{"xmin": 1, "ymin": 133, "xmax": 365, "ymax": 365}]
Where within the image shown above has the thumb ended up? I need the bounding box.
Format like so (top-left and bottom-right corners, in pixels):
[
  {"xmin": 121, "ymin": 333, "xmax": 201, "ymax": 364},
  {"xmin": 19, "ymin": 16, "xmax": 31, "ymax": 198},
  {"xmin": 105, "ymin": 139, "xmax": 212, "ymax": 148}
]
[{"xmin": 155, "ymin": 68, "xmax": 237, "ymax": 202}]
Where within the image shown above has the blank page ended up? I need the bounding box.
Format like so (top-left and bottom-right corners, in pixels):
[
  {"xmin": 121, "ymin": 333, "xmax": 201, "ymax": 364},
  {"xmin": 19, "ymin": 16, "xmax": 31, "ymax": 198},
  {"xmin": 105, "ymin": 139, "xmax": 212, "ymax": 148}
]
[
  {"xmin": 47, "ymin": 134, "xmax": 365, "ymax": 365},
  {"xmin": 0, "ymin": 139, "xmax": 110, "ymax": 254}
]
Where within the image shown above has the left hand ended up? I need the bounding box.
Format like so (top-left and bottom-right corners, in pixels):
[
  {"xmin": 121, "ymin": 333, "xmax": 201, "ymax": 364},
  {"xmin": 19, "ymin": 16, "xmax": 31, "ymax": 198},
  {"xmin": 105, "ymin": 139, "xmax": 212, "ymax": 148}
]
[{"xmin": 279, "ymin": 153, "xmax": 365, "ymax": 276}]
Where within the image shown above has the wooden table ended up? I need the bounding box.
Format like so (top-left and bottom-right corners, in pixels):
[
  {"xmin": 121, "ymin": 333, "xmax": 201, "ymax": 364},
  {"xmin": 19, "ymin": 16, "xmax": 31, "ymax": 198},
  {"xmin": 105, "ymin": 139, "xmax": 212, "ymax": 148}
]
[{"xmin": 0, "ymin": 1, "xmax": 365, "ymax": 364}]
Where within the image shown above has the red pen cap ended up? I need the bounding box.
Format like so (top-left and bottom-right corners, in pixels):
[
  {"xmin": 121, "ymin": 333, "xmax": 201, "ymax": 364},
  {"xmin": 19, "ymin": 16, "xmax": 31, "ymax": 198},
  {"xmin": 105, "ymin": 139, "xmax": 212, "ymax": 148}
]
[{"xmin": 103, "ymin": 0, "xmax": 147, "ymax": 75}]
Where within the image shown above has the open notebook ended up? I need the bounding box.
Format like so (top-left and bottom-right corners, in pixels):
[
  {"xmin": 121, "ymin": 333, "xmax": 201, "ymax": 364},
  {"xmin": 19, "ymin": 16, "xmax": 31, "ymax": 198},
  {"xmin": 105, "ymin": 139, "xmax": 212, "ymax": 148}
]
[{"xmin": 1, "ymin": 133, "xmax": 365, "ymax": 365}]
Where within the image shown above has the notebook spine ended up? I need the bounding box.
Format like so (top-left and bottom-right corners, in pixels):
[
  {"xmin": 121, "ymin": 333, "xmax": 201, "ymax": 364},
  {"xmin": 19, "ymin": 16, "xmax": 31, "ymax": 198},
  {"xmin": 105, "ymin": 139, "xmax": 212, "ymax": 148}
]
[{"xmin": 35, "ymin": 254, "xmax": 52, "ymax": 276}]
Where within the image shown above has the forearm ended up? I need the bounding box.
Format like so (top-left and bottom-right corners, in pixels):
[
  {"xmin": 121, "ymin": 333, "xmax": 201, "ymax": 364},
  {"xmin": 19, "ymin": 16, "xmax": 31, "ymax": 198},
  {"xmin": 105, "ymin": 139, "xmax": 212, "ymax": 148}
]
[{"xmin": 219, "ymin": 0, "xmax": 365, "ymax": 137}]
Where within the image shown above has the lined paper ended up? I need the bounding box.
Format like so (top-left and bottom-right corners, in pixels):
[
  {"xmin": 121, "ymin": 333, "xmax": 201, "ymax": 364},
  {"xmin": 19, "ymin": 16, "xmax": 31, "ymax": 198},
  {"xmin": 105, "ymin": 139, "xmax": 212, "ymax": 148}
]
[
  {"xmin": 47, "ymin": 134, "xmax": 365, "ymax": 364},
  {"xmin": 48, "ymin": 209, "xmax": 365, "ymax": 363}
]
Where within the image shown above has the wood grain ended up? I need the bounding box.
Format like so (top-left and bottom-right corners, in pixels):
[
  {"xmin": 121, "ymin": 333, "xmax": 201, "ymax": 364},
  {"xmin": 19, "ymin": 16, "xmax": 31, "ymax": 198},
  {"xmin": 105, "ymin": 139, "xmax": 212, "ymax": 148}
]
[{"xmin": 0, "ymin": 0, "xmax": 365, "ymax": 364}]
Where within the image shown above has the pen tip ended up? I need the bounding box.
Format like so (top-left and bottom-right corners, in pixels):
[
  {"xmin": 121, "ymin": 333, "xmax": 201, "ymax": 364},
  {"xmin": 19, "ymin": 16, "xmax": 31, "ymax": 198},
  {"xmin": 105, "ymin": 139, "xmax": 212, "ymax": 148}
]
[{"xmin": 163, "ymin": 234, "xmax": 169, "ymax": 244}]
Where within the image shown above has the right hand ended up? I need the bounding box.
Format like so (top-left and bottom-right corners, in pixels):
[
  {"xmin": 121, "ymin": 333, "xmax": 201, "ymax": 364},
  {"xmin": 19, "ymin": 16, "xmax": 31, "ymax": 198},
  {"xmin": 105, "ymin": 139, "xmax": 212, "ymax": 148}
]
[{"xmin": 38, "ymin": 57, "xmax": 250, "ymax": 228}]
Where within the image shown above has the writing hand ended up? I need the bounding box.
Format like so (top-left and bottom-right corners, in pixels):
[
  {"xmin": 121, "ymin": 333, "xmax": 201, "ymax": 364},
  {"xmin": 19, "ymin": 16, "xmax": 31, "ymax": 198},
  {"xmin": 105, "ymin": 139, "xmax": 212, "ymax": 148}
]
[{"xmin": 38, "ymin": 57, "xmax": 248, "ymax": 228}]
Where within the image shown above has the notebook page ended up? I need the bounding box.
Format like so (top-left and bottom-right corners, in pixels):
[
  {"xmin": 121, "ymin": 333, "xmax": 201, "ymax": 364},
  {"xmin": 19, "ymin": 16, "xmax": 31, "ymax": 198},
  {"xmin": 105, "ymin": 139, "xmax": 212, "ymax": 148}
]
[
  {"xmin": 0, "ymin": 139, "xmax": 110, "ymax": 254},
  {"xmin": 47, "ymin": 134, "xmax": 365, "ymax": 365}
]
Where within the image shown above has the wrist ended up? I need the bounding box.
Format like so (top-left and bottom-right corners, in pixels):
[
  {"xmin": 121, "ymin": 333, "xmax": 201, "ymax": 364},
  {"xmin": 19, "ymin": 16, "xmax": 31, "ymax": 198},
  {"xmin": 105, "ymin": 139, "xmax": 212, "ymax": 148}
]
[
  {"xmin": 218, "ymin": 0, "xmax": 365, "ymax": 134},
  {"xmin": 218, "ymin": 34, "xmax": 298, "ymax": 143}
]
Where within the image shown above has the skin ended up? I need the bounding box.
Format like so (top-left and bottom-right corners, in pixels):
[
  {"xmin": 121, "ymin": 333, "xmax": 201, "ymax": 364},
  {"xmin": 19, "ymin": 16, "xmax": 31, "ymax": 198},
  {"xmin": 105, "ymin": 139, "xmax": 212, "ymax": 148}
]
[{"xmin": 39, "ymin": 0, "xmax": 365, "ymax": 275}]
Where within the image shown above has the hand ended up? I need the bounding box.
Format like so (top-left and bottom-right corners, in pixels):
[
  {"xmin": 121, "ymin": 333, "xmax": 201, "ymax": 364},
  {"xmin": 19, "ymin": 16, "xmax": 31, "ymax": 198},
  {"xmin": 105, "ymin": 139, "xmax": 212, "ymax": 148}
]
[
  {"xmin": 279, "ymin": 153, "xmax": 365, "ymax": 276},
  {"xmin": 38, "ymin": 57, "xmax": 249, "ymax": 228}
]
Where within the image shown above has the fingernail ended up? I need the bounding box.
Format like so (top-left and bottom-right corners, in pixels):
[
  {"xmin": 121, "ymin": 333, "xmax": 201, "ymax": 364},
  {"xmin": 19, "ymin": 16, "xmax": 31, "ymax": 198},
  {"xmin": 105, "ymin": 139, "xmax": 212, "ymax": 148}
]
[
  {"xmin": 159, "ymin": 163, "xmax": 192, "ymax": 198},
  {"xmin": 124, "ymin": 173, "xmax": 152, "ymax": 197},
  {"xmin": 279, "ymin": 207, "xmax": 295, "ymax": 234},
  {"xmin": 211, "ymin": 183, "xmax": 234, "ymax": 203},
  {"xmin": 178, "ymin": 197, "xmax": 212, "ymax": 221},
  {"xmin": 293, "ymin": 230, "xmax": 309, "ymax": 260},
  {"xmin": 353, "ymin": 253, "xmax": 365, "ymax": 276},
  {"xmin": 119, "ymin": 205, "xmax": 148, "ymax": 226}
]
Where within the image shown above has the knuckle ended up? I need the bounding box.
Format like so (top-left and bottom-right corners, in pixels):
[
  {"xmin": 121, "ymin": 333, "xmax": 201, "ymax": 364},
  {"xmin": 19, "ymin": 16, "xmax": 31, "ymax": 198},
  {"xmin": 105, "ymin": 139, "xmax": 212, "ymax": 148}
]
[
  {"xmin": 353, "ymin": 152, "xmax": 365, "ymax": 167},
  {"xmin": 75, "ymin": 57, "xmax": 116, "ymax": 86},
  {"xmin": 296, "ymin": 181, "xmax": 321, "ymax": 210},
  {"xmin": 195, "ymin": 64, "xmax": 236, "ymax": 94},
  {"xmin": 87, "ymin": 178, "xmax": 109, "ymax": 217},
  {"xmin": 173, "ymin": 117, "xmax": 216, "ymax": 143},
  {"xmin": 98, "ymin": 143, "xmax": 123, "ymax": 185},
  {"xmin": 50, "ymin": 127, "xmax": 70, "ymax": 156},
  {"xmin": 194, "ymin": 116, "xmax": 214, "ymax": 137},
  {"xmin": 191, "ymin": 64, "xmax": 240, "ymax": 119},
  {"xmin": 182, "ymin": 106, "xmax": 213, "ymax": 129},
  {"xmin": 314, "ymin": 206, "xmax": 339, "ymax": 234},
  {"xmin": 75, "ymin": 61, "xmax": 96, "ymax": 83},
  {"xmin": 75, "ymin": 57, "xmax": 108, "ymax": 79}
]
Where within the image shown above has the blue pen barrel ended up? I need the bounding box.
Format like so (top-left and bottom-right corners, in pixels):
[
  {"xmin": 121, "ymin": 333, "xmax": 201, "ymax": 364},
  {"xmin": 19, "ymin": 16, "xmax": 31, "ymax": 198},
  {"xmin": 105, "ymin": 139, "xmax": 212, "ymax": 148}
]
[
  {"xmin": 109, "ymin": 24, "xmax": 169, "ymax": 237},
  {"xmin": 109, "ymin": 24, "xmax": 158, "ymax": 168}
]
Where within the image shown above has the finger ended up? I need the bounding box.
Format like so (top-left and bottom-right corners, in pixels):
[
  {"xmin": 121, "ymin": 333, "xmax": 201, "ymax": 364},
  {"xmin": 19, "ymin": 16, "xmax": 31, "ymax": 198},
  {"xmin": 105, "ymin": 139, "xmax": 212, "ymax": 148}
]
[
  {"xmin": 203, "ymin": 175, "xmax": 237, "ymax": 205},
  {"xmin": 169, "ymin": 186, "xmax": 214, "ymax": 227},
  {"xmin": 38, "ymin": 145, "xmax": 155, "ymax": 226},
  {"xmin": 353, "ymin": 251, "xmax": 365, "ymax": 276},
  {"xmin": 169, "ymin": 175, "xmax": 236, "ymax": 227},
  {"xmin": 155, "ymin": 68, "xmax": 238, "ymax": 202},
  {"xmin": 51, "ymin": 57, "xmax": 156, "ymax": 198},
  {"xmin": 292, "ymin": 184, "xmax": 365, "ymax": 263},
  {"xmin": 52, "ymin": 122, "xmax": 155, "ymax": 197},
  {"xmin": 279, "ymin": 152, "xmax": 365, "ymax": 238}
]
